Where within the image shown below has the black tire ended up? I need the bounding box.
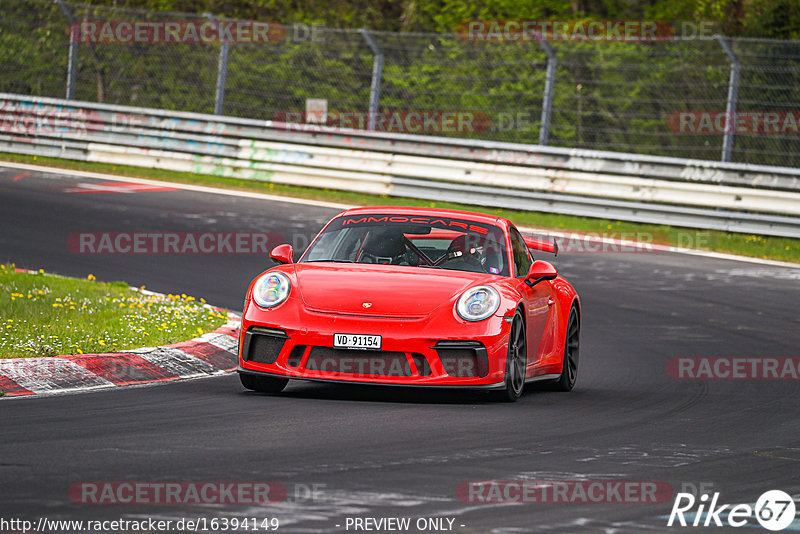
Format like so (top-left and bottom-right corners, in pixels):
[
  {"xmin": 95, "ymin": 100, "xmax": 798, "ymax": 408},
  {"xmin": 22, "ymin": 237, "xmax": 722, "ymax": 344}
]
[
  {"xmin": 239, "ymin": 373, "xmax": 288, "ymax": 394},
  {"xmin": 497, "ymin": 309, "xmax": 527, "ymax": 402},
  {"xmin": 554, "ymin": 306, "xmax": 580, "ymax": 391}
]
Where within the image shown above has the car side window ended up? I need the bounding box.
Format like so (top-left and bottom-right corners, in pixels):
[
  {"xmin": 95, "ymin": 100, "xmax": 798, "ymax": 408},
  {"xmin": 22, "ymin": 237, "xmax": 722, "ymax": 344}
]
[{"xmin": 509, "ymin": 227, "xmax": 532, "ymax": 278}]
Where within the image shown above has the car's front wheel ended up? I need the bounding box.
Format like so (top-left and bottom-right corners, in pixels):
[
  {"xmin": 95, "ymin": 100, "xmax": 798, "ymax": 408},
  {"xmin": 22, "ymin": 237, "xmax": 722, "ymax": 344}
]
[
  {"xmin": 498, "ymin": 309, "xmax": 527, "ymax": 402},
  {"xmin": 239, "ymin": 373, "xmax": 288, "ymax": 394}
]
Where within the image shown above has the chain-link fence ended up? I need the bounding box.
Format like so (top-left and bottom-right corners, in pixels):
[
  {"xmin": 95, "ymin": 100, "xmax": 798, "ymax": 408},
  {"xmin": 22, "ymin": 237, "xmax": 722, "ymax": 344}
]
[{"xmin": 2, "ymin": 0, "xmax": 800, "ymax": 167}]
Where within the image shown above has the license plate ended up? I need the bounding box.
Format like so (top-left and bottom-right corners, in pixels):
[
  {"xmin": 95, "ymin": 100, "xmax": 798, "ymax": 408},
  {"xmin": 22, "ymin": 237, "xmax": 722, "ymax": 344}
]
[{"xmin": 334, "ymin": 333, "xmax": 381, "ymax": 350}]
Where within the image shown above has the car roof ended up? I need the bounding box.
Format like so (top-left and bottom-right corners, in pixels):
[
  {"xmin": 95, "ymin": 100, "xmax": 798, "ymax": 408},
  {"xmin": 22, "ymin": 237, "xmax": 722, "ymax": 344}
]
[{"xmin": 335, "ymin": 206, "xmax": 509, "ymax": 229}]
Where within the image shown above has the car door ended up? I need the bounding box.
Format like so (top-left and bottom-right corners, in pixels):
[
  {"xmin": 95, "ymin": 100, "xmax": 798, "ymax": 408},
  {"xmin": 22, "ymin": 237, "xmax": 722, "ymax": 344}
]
[{"xmin": 508, "ymin": 226, "xmax": 553, "ymax": 371}]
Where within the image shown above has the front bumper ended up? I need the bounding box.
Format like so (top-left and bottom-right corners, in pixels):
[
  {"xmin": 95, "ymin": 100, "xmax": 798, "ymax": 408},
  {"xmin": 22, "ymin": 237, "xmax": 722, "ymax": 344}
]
[
  {"xmin": 237, "ymin": 366, "xmax": 506, "ymax": 390},
  {"xmin": 237, "ymin": 303, "xmax": 513, "ymax": 387}
]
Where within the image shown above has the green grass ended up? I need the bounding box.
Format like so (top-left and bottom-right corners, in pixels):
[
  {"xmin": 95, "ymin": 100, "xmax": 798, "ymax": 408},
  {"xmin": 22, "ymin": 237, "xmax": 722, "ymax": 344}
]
[
  {"xmin": 1, "ymin": 152, "xmax": 798, "ymax": 264},
  {"xmin": 0, "ymin": 264, "xmax": 226, "ymax": 359}
]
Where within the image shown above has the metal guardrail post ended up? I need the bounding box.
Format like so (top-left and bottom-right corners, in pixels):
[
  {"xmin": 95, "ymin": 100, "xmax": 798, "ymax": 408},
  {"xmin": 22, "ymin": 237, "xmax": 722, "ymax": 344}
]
[
  {"xmin": 206, "ymin": 14, "xmax": 229, "ymax": 115},
  {"xmin": 359, "ymin": 29, "xmax": 383, "ymax": 131},
  {"xmin": 538, "ymin": 39, "xmax": 557, "ymax": 146},
  {"xmin": 716, "ymin": 35, "xmax": 740, "ymax": 163},
  {"xmin": 56, "ymin": 0, "xmax": 78, "ymax": 100}
]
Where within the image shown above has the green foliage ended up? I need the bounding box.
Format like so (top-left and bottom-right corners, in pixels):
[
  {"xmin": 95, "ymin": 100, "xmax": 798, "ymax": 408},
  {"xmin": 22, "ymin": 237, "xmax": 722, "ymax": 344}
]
[
  {"xmin": 66, "ymin": 0, "xmax": 800, "ymax": 37},
  {"xmin": 1, "ymin": 0, "xmax": 799, "ymax": 166}
]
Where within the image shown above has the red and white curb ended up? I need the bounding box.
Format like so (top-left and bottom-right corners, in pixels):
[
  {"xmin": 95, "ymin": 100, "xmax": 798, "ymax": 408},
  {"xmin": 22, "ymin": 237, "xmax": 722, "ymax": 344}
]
[
  {"xmin": 0, "ymin": 312, "xmax": 239, "ymax": 397},
  {"xmin": 0, "ymin": 270, "xmax": 241, "ymax": 397}
]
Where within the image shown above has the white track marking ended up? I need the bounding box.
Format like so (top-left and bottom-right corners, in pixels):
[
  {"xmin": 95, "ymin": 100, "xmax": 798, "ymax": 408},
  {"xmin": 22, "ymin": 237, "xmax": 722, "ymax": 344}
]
[
  {"xmin": 196, "ymin": 332, "xmax": 239, "ymax": 355},
  {"xmin": 0, "ymin": 161, "xmax": 351, "ymax": 209},
  {"xmin": 0, "ymin": 357, "xmax": 115, "ymax": 393},
  {"xmin": 1, "ymin": 161, "xmax": 796, "ymax": 269},
  {"xmin": 123, "ymin": 347, "xmax": 223, "ymax": 378},
  {"xmin": 517, "ymin": 225, "xmax": 800, "ymax": 268}
]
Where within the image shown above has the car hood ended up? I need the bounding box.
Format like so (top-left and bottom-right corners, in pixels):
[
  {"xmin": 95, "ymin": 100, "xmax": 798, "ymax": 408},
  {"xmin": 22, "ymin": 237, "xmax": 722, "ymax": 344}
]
[{"xmin": 293, "ymin": 263, "xmax": 494, "ymax": 317}]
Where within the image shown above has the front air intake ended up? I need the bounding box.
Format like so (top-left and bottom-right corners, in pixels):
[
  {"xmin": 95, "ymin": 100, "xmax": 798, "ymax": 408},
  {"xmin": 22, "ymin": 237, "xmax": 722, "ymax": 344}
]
[
  {"xmin": 435, "ymin": 341, "xmax": 489, "ymax": 377},
  {"xmin": 242, "ymin": 327, "xmax": 288, "ymax": 365}
]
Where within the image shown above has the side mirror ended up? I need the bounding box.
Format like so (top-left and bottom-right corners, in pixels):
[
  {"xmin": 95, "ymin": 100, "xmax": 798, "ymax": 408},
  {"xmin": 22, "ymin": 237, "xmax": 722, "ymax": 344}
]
[
  {"xmin": 270, "ymin": 244, "xmax": 293, "ymax": 265},
  {"xmin": 525, "ymin": 260, "xmax": 558, "ymax": 287}
]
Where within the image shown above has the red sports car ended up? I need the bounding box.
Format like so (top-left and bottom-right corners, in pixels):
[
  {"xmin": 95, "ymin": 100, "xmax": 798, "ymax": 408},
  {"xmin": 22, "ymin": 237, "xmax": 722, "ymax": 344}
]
[{"xmin": 237, "ymin": 207, "xmax": 580, "ymax": 401}]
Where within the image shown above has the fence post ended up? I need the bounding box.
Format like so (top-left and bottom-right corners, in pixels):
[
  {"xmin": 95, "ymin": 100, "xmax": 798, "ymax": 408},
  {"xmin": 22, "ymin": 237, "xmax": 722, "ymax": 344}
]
[
  {"xmin": 715, "ymin": 35, "xmax": 740, "ymax": 162},
  {"xmin": 359, "ymin": 29, "xmax": 383, "ymax": 131},
  {"xmin": 66, "ymin": 25, "xmax": 78, "ymax": 100},
  {"xmin": 538, "ymin": 39, "xmax": 557, "ymax": 146},
  {"xmin": 56, "ymin": 0, "xmax": 78, "ymax": 100},
  {"xmin": 206, "ymin": 14, "xmax": 229, "ymax": 115},
  {"xmin": 215, "ymin": 41, "xmax": 230, "ymax": 115}
]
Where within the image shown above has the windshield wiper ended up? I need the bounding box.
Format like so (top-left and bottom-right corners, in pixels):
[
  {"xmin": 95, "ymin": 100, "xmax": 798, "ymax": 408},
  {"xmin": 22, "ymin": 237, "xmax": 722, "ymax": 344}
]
[{"xmin": 305, "ymin": 259, "xmax": 355, "ymax": 263}]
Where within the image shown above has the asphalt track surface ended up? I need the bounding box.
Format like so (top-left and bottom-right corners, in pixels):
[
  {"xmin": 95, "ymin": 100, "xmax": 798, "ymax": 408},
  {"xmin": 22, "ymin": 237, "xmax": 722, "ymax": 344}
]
[{"xmin": 2, "ymin": 165, "xmax": 800, "ymax": 533}]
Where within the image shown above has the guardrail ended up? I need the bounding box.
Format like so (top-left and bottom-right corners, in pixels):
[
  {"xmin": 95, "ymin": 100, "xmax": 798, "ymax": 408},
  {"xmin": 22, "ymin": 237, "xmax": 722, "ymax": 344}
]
[{"xmin": 2, "ymin": 92, "xmax": 800, "ymax": 238}]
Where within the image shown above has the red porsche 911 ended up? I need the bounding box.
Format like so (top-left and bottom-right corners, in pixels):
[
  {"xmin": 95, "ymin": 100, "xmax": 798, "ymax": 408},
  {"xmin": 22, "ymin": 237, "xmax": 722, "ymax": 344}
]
[{"xmin": 237, "ymin": 207, "xmax": 580, "ymax": 401}]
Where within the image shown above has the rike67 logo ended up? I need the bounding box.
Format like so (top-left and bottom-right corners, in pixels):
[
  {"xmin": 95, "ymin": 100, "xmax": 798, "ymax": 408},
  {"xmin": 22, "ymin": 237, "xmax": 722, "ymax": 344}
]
[{"xmin": 668, "ymin": 490, "xmax": 797, "ymax": 531}]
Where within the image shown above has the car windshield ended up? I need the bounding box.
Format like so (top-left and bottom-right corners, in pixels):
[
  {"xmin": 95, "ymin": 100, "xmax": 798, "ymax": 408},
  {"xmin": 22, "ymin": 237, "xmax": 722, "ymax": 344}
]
[{"xmin": 302, "ymin": 214, "xmax": 510, "ymax": 276}]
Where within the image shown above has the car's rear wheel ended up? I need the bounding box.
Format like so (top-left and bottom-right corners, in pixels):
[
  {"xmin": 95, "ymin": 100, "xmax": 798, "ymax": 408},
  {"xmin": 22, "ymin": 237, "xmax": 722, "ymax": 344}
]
[
  {"xmin": 239, "ymin": 373, "xmax": 288, "ymax": 394},
  {"xmin": 554, "ymin": 306, "xmax": 579, "ymax": 391},
  {"xmin": 498, "ymin": 310, "xmax": 526, "ymax": 402}
]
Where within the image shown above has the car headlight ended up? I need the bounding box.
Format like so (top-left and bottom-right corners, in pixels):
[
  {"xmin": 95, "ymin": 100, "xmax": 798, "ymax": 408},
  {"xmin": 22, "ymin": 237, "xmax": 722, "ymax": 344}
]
[
  {"xmin": 252, "ymin": 272, "xmax": 291, "ymax": 308},
  {"xmin": 456, "ymin": 285, "xmax": 500, "ymax": 321}
]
